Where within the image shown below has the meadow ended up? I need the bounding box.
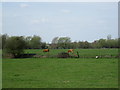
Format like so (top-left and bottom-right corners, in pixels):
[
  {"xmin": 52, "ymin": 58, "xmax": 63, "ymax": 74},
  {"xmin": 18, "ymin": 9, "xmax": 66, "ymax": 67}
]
[
  {"xmin": 25, "ymin": 48, "xmax": 118, "ymax": 58},
  {"xmin": 2, "ymin": 49, "xmax": 118, "ymax": 88}
]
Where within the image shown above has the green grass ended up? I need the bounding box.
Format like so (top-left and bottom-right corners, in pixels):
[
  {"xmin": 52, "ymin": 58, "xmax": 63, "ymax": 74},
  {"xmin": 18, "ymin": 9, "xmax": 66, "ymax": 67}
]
[
  {"xmin": 25, "ymin": 48, "xmax": 118, "ymax": 57},
  {"xmin": 0, "ymin": 49, "xmax": 2, "ymax": 89},
  {"xmin": 0, "ymin": 49, "xmax": 2, "ymax": 58},
  {"xmin": 3, "ymin": 58, "xmax": 118, "ymax": 88}
]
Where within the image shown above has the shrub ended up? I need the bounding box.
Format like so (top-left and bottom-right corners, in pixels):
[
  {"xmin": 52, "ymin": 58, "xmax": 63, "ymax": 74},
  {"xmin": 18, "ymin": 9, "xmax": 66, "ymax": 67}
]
[{"xmin": 5, "ymin": 36, "xmax": 26, "ymax": 58}]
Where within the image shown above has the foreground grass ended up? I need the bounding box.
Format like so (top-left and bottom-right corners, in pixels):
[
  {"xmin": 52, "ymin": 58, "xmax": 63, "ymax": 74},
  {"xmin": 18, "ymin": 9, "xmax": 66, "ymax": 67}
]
[{"xmin": 3, "ymin": 58, "xmax": 118, "ymax": 88}]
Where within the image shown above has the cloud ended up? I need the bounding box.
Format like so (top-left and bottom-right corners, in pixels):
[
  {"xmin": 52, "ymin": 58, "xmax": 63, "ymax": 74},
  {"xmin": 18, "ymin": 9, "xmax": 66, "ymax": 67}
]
[
  {"xmin": 13, "ymin": 14, "xmax": 20, "ymax": 17},
  {"xmin": 20, "ymin": 4, "xmax": 29, "ymax": 8},
  {"xmin": 98, "ymin": 20, "xmax": 107, "ymax": 24},
  {"xmin": 31, "ymin": 18, "xmax": 49, "ymax": 24},
  {"xmin": 31, "ymin": 20, "xmax": 40, "ymax": 24},
  {"xmin": 41, "ymin": 18, "xmax": 49, "ymax": 23},
  {"xmin": 61, "ymin": 9, "xmax": 71, "ymax": 14}
]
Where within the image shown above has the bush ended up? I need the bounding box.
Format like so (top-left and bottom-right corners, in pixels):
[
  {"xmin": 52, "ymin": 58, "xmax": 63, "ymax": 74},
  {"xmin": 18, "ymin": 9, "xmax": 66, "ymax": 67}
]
[
  {"xmin": 5, "ymin": 36, "xmax": 26, "ymax": 58},
  {"xmin": 57, "ymin": 52, "xmax": 70, "ymax": 58}
]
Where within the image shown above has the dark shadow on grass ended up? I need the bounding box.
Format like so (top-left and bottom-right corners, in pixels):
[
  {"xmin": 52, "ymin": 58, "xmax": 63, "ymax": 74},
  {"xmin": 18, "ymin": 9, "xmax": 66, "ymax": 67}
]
[{"xmin": 15, "ymin": 53, "xmax": 36, "ymax": 58}]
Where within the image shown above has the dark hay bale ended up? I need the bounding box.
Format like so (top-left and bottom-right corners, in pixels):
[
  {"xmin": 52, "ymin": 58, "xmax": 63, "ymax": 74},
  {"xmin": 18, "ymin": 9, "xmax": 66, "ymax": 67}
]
[{"xmin": 57, "ymin": 52, "xmax": 70, "ymax": 58}]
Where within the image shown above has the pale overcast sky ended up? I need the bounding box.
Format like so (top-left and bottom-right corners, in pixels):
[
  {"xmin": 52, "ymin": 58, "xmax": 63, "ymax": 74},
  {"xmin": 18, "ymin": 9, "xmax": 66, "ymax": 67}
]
[{"xmin": 2, "ymin": 2, "xmax": 118, "ymax": 43}]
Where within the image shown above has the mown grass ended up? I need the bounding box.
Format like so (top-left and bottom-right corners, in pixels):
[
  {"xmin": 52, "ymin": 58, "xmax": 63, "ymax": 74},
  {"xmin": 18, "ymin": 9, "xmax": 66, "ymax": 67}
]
[{"xmin": 2, "ymin": 58, "xmax": 118, "ymax": 88}]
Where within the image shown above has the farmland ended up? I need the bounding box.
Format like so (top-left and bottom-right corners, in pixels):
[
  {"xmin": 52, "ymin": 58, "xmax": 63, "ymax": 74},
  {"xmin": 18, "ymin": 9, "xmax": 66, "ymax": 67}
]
[
  {"xmin": 25, "ymin": 48, "xmax": 118, "ymax": 58},
  {"xmin": 2, "ymin": 49, "xmax": 118, "ymax": 88}
]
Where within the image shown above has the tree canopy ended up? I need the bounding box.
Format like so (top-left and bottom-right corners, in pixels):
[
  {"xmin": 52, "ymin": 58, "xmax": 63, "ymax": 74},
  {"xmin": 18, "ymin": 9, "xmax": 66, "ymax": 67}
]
[
  {"xmin": 5, "ymin": 36, "xmax": 26, "ymax": 58},
  {"xmin": 0, "ymin": 34, "xmax": 118, "ymax": 51}
]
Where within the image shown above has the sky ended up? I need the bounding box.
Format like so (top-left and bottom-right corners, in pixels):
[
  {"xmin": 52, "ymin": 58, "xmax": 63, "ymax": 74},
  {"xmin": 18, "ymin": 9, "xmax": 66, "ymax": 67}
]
[{"xmin": 1, "ymin": 2, "xmax": 118, "ymax": 43}]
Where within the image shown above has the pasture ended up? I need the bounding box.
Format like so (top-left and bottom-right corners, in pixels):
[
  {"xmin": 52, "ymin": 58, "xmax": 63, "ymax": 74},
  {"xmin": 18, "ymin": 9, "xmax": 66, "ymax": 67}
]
[
  {"xmin": 25, "ymin": 48, "xmax": 118, "ymax": 58},
  {"xmin": 2, "ymin": 49, "xmax": 118, "ymax": 88}
]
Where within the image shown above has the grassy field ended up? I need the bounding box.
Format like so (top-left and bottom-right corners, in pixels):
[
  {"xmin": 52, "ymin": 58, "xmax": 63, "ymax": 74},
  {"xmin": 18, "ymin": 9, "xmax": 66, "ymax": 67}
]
[
  {"xmin": 2, "ymin": 49, "xmax": 118, "ymax": 88},
  {"xmin": 25, "ymin": 48, "xmax": 118, "ymax": 58}
]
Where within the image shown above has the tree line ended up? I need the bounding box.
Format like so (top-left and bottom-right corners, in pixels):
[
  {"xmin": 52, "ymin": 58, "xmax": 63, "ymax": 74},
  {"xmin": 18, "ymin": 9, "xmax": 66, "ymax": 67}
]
[
  {"xmin": 0, "ymin": 34, "xmax": 119, "ymax": 58},
  {"xmin": 0, "ymin": 34, "xmax": 119, "ymax": 50},
  {"xmin": 51, "ymin": 35, "xmax": 119, "ymax": 49}
]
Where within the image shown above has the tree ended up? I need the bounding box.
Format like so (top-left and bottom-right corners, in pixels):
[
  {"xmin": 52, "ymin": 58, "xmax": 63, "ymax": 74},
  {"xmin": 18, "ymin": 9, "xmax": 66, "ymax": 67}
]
[
  {"xmin": 58, "ymin": 37, "xmax": 71, "ymax": 49},
  {"xmin": 107, "ymin": 34, "xmax": 112, "ymax": 40},
  {"xmin": 41, "ymin": 42, "xmax": 47, "ymax": 49},
  {"xmin": 51, "ymin": 37, "xmax": 59, "ymax": 49},
  {"xmin": 52, "ymin": 37, "xmax": 59, "ymax": 44},
  {"xmin": 83, "ymin": 41, "xmax": 90, "ymax": 48},
  {"xmin": 58, "ymin": 37, "xmax": 71, "ymax": 43},
  {"xmin": 98, "ymin": 39, "xmax": 106, "ymax": 48},
  {"xmin": 30, "ymin": 35, "xmax": 42, "ymax": 49},
  {"xmin": 0, "ymin": 34, "xmax": 2, "ymax": 49},
  {"xmin": 106, "ymin": 39, "xmax": 118, "ymax": 48},
  {"xmin": 1, "ymin": 34, "xmax": 9, "ymax": 49},
  {"xmin": 70, "ymin": 41, "xmax": 79, "ymax": 49},
  {"xmin": 25, "ymin": 36, "xmax": 32, "ymax": 49},
  {"xmin": 91, "ymin": 40, "xmax": 100, "ymax": 48},
  {"xmin": 5, "ymin": 36, "xmax": 26, "ymax": 58}
]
